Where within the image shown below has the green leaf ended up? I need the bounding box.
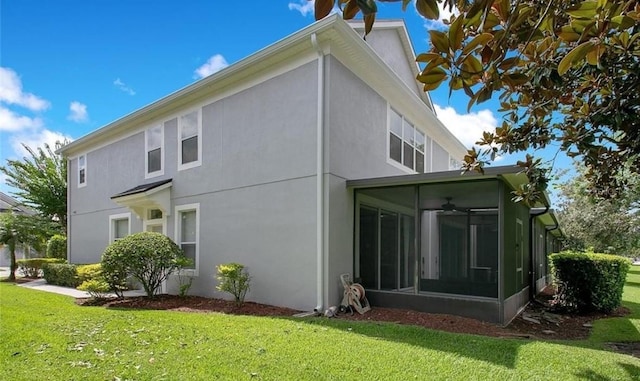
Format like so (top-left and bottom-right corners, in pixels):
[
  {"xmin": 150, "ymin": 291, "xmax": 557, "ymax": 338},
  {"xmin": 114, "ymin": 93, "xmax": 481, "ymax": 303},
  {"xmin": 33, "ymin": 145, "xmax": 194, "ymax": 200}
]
[
  {"xmin": 566, "ymin": 1, "xmax": 598, "ymax": 19},
  {"xmin": 462, "ymin": 33, "xmax": 494, "ymax": 55},
  {"xmin": 417, "ymin": 67, "xmax": 447, "ymax": 85},
  {"xmin": 342, "ymin": 0, "xmax": 360, "ymax": 20},
  {"xmin": 448, "ymin": 16, "xmax": 464, "ymax": 51},
  {"xmin": 416, "ymin": 0, "xmax": 439, "ymax": 20},
  {"xmin": 429, "ymin": 30, "xmax": 450, "ymax": 53},
  {"xmin": 558, "ymin": 41, "xmax": 595, "ymax": 75},
  {"xmin": 355, "ymin": 0, "xmax": 377, "ymax": 15}
]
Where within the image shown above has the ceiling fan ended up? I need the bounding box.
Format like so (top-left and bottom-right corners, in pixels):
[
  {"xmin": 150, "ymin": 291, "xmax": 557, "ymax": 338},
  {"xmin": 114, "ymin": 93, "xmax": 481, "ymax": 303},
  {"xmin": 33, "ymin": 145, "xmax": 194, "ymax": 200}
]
[{"xmin": 441, "ymin": 197, "xmax": 470, "ymax": 213}]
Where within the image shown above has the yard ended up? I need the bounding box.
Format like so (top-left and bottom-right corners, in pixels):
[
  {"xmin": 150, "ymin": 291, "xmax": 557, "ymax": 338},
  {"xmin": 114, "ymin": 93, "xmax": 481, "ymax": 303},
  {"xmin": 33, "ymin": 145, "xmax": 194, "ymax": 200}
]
[{"xmin": 1, "ymin": 268, "xmax": 639, "ymax": 380}]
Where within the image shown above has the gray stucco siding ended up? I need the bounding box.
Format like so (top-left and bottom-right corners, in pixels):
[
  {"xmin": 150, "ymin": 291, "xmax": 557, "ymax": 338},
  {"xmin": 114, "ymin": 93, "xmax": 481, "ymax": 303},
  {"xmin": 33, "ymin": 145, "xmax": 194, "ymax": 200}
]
[
  {"xmin": 363, "ymin": 28, "xmax": 423, "ymax": 100},
  {"xmin": 69, "ymin": 208, "xmax": 141, "ymax": 264},
  {"xmin": 169, "ymin": 176, "xmax": 317, "ymax": 311},
  {"xmin": 326, "ymin": 56, "xmax": 410, "ymax": 180}
]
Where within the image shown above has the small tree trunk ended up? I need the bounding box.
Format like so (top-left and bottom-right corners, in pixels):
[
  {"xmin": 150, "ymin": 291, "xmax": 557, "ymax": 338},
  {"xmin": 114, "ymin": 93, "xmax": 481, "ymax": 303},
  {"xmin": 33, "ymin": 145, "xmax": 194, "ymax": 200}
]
[{"xmin": 8, "ymin": 239, "xmax": 17, "ymax": 282}]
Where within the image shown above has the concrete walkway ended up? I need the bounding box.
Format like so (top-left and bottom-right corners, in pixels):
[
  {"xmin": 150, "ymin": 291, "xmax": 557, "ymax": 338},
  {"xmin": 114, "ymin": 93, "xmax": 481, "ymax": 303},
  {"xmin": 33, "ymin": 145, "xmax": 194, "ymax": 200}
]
[{"xmin": 1, "ymin": 267, "xmax": 145, "ymax": 298}]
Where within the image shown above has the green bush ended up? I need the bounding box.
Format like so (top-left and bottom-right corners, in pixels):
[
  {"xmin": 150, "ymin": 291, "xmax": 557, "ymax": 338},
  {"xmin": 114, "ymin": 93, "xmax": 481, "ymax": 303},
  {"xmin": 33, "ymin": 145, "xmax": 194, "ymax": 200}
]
[
  {"xmin": 550, "ymin": 250, "xmax": 631, "ymax": 313},
  {"xmin": 216, "ymin": 263, "xmax": 251, "ymax": 306},
  {"xmin": 41, "ymin": 262, "xmax": 79, "ymax": 287},
  {"xmin": 78, "ymin": 279, "xmax": 111, "ymax": 300},
  {"xmin": 17, "ymin": 258, "xmax": 65, "ymax": 278},
  {"xmin": 101, "ymin": 232, "xmax": 186, "ymax": 297},
  {"xmin": 77, "ymin": 263, "xmax": 102, "ymax": 283},
  {"xmin": 46, "ymin": 234, "xmax": 67, "ymax": 259}
]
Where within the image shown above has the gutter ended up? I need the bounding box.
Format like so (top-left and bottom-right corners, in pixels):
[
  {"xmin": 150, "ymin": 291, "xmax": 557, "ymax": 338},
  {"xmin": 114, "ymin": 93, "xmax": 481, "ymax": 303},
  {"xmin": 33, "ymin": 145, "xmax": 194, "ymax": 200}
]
[{"xmin": 311, "ymin": 33, "xmax": 325, "ymax": 313}]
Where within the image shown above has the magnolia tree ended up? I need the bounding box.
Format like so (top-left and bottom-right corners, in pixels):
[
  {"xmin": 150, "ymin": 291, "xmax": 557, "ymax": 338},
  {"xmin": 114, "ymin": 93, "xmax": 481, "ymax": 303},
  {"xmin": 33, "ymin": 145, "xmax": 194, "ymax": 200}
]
[{"xmin": 314, "ymin": 0, "xmax": 640, "ymax": 204}]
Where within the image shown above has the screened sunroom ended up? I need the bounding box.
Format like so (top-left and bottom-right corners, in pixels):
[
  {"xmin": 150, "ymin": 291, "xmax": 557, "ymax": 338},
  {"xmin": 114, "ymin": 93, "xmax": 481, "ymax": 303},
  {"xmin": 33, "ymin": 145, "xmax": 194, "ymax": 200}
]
[{"xmin": 347, "ymin": 166, "xmax": 551, "ymax": 324}]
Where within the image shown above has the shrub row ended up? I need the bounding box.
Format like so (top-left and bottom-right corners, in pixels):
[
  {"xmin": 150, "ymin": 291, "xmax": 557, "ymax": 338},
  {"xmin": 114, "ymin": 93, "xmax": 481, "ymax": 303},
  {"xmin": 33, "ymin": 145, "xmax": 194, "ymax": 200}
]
[
  {"xmin": 42, "ymin": 263, "xmax": 79, "ymax": 287},
  {"xmin": 42, "ymin": 263, "xmax": 104, "ymax": 289},
  {"xmin": 550, "ymin": 250, "xmax": 631, "ymax": 313},
  {"xmin": 17, "ymin": 258, "xmax": 65, "ymax": 278}
]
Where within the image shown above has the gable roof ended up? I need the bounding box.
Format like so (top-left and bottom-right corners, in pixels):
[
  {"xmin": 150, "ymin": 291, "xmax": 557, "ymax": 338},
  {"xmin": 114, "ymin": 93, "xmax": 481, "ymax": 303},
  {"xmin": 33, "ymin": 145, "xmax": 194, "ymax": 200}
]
[
  {"xmin": 0, "ymin": 192, "xmax": 35, "ymax": 215},
  {"xmin": 58, "ymin": 15, "xmax": 466, "ymax": 159}
]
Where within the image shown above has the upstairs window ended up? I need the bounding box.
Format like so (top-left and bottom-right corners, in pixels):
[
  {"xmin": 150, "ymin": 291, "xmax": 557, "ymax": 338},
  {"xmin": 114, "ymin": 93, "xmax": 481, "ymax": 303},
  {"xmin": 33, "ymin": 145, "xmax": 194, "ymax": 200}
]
[
  {"xmin": 145, "ymin": 124, "xmax": 164, "ymax": 177},
  {"xmin": 78, "ymin": 154, "xmax": 87, "ymax": 187},
  {"xmin": 178, "ymin": 110, "xmax": 201, "ymax": 170},
  {"xmin": 389, "ymin": 109, "xmax": 426, "ymax": 173}
]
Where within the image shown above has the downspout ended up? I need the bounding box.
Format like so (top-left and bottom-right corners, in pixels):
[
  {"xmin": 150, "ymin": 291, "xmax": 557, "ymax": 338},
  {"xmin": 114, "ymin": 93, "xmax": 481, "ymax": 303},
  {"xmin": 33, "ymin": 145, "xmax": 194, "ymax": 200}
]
[
  {"xmin": 529, "ymin": 205, "xmax": 549, "ymax": 301},
  {"xmin": 311, "ymin": 33, "xmax": 325, "ymax": 313}
]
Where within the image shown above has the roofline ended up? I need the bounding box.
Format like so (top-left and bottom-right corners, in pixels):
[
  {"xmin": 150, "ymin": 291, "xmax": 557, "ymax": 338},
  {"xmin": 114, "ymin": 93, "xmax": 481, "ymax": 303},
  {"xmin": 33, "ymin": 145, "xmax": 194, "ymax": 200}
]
[
  {"xmin": 347, "ymin": 165, "xmax": 551, "ymax": 208},
  {"xmin": 347, "ymin": 165, "xmax": 523, "ymax": 188},
  {"xmin": 58, "ymin": 16, "xmax": 467, "ymax": 158},
  {"xmin": 58, "ymin": 14, "xmax": 344, "ymax": 156}
]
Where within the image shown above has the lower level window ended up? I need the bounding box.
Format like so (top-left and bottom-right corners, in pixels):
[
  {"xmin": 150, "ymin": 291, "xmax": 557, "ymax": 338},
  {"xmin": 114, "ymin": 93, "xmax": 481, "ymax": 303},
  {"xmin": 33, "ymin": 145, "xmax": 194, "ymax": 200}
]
[
  {"xmin": 109, "ymin": 213, "xmax": 131, "ymax": 243},
  {"xmin": 175, "ymin": 204, "xmax": 199, "ymax": 271}
]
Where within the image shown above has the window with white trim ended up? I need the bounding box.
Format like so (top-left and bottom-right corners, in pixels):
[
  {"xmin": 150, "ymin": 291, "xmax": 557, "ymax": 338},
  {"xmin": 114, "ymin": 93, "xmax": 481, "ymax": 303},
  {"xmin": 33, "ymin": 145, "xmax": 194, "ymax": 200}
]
[
  {"xmin": 389, "ymin": 109, "xmax": 426, "ymax": 173},
  {"xmin": 109, "ymin": 213, "xmax": 130, "ymax": 243},
  {"xmin": 175, "ymin": 204, "xmax": 199, "ymax": 271},
  {"xmin": 145, "ymin": 124, "xmax": 164, "ymax": 177},
  {"xmin": 78, "ymin": 154, "xmax": 87, "ymax": 187},
  {"xmin": 178, "ymin": 110, "xmax": 201, "ymax": 170}
]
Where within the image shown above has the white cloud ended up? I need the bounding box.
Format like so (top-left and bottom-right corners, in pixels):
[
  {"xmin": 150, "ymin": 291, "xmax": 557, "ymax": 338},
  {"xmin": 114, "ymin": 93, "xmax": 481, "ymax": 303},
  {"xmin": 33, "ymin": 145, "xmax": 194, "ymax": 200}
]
[
  {"xmin": 418, "ymin": 2, "xmax": 460, "ymax": 30},
  {"xmin": 113, "ymin": 78, "xmax": 136, "ymax": 95},
  {"xmin": 288, "ymin": 0, "xmax": 315, "ymax": 16},
  {"xmin": 0, "ymin": 67, "xmax": 51, "ymax": 111},
  {"xmin": 10, "ymin": 129, "xmax": 72, "ymax": 157},
  {"xmin": 194, "ymin": 54, "xmax": 229, "ymax": 79},
  {"xmin": 0, "ymin": 106, "xmax": 43, "ymax": 131},
  {"xmin": 434, "ymin": 104, "xmax": 497, "ymax": 148},
  {"xmin": 68, "ymin": 101, "xmax": 88, "ymax": 122}
]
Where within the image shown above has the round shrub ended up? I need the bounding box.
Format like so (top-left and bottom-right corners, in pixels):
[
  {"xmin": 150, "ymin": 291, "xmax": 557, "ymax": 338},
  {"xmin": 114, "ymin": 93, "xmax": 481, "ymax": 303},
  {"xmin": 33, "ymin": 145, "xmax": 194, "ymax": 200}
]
[
  {"xmin": 46, "ymin": 234, "xmax": 67, "ymax": 259},
  {"xmin": 101, "ymin": 232, "xmax": 186, "ymax": 297}
]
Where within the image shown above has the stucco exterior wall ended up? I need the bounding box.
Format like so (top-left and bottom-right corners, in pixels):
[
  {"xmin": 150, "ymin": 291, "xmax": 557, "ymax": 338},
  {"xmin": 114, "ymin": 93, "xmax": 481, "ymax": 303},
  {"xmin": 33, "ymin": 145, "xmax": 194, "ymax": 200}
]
[
  {"xmin": 360, "ymin": 28, "xmax": 423, "ymax": 101},
  {"xmin": 67, "ymin": 61, "xmax": 320, "ymax": 311}
]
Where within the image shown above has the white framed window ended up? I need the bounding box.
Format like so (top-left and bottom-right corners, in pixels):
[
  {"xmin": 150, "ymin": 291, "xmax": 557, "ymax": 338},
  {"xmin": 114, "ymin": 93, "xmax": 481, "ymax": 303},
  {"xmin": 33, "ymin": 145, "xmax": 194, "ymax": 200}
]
[
  {"xmin": 145, "ymin": 124, "xmax": 164, "ymax": 178},
  {"xmin": 388, "ymin": 108, "xmax": 426, "ymax": 173},
  {"xmin": 178, "ymin": 109, "xmax": 202, "ymax": 170},
  {"xmin": 78, "ymin": 154, "xmax": 87, "ymax": 188},
  {"xmin": 143, "ymin": 208, "xmax": 165, "ymax": 235},
  {"xmin": 109, "ymin": 213, "xmax": 131, "ymax": 243},
  {"xmin": 175, "ymin": 203, "xmax": 199, "ymax": 273}
]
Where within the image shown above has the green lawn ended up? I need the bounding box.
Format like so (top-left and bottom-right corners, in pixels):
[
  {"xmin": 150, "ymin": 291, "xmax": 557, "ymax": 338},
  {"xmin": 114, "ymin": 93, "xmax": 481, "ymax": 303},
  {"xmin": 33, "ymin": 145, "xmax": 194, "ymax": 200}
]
[{"xmin": 1, "ymin": 270, "xmax": 639, "ymax": 381}]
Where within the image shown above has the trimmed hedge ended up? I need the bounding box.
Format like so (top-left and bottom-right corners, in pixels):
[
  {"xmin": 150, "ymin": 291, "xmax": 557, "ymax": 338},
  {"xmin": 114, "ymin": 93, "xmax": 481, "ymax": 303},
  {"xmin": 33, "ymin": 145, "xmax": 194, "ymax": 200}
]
[
  {"xmin": 46, "ymin": 234, "xmax": 67, "ymax": 259},
  {"xmin": 550, "ymin": 251, "xmax": 631, "ymax": 313},
  {"xmin": 17, "ymin": 258, "xmax": 66, "ymax": 278},
  {"xmin": 42, "ymin": 263, "xmax": 79, "ymax": 287},
  {"xmin": 77, "ymin": 263, "xmax": 102, "ymax": 283}
]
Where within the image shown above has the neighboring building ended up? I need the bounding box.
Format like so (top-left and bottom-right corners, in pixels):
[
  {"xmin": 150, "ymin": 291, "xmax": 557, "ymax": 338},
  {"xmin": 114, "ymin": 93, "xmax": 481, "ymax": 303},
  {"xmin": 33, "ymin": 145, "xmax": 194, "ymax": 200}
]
[
  {"xmin": 58, "ymin": 16, "xmax": 559, "ymax": 324},
  {"xmin": 0, "ymin": 192, "xmax": 38, "ymax": 266}
]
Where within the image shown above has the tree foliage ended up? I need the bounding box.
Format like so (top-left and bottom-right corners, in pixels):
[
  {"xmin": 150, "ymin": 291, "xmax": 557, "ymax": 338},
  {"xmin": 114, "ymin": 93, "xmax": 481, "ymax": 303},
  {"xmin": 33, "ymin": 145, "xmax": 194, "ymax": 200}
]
[
  {"xmin": 557, "ymin": 164, "xmax": 640, "ymax": 257},
  {"xmin": 314, "ymin": 0, "xmax": 640, "ymax": 201},
  {"xmin": 0, "ymin": 213, "xmax": 60, "ymax": 281},
  {"xmin": 0, "ymin": 142, "xmax": 68, "ymax": 232}
]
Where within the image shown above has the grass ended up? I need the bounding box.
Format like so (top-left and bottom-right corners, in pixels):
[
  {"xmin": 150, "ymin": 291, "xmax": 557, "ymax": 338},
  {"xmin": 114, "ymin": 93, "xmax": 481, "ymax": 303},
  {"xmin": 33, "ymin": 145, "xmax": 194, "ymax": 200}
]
[{"xmin": 1, "ymin": 271, "xmax": 639, "ymax": 381}]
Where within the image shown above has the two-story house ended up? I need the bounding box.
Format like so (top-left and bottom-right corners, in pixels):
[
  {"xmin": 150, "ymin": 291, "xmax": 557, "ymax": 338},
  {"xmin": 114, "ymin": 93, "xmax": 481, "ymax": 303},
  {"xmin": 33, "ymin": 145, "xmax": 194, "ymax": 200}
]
[{"xmin": 59, "ymin": 15, "xmax": 561, "ymax": 324}]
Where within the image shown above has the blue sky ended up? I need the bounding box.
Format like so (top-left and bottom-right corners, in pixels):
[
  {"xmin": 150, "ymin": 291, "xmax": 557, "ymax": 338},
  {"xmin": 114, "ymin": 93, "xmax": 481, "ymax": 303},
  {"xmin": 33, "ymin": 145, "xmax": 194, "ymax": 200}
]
[{"xmin": 0, "ymin": 0, "xmax": 571, "ymax": 198}]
